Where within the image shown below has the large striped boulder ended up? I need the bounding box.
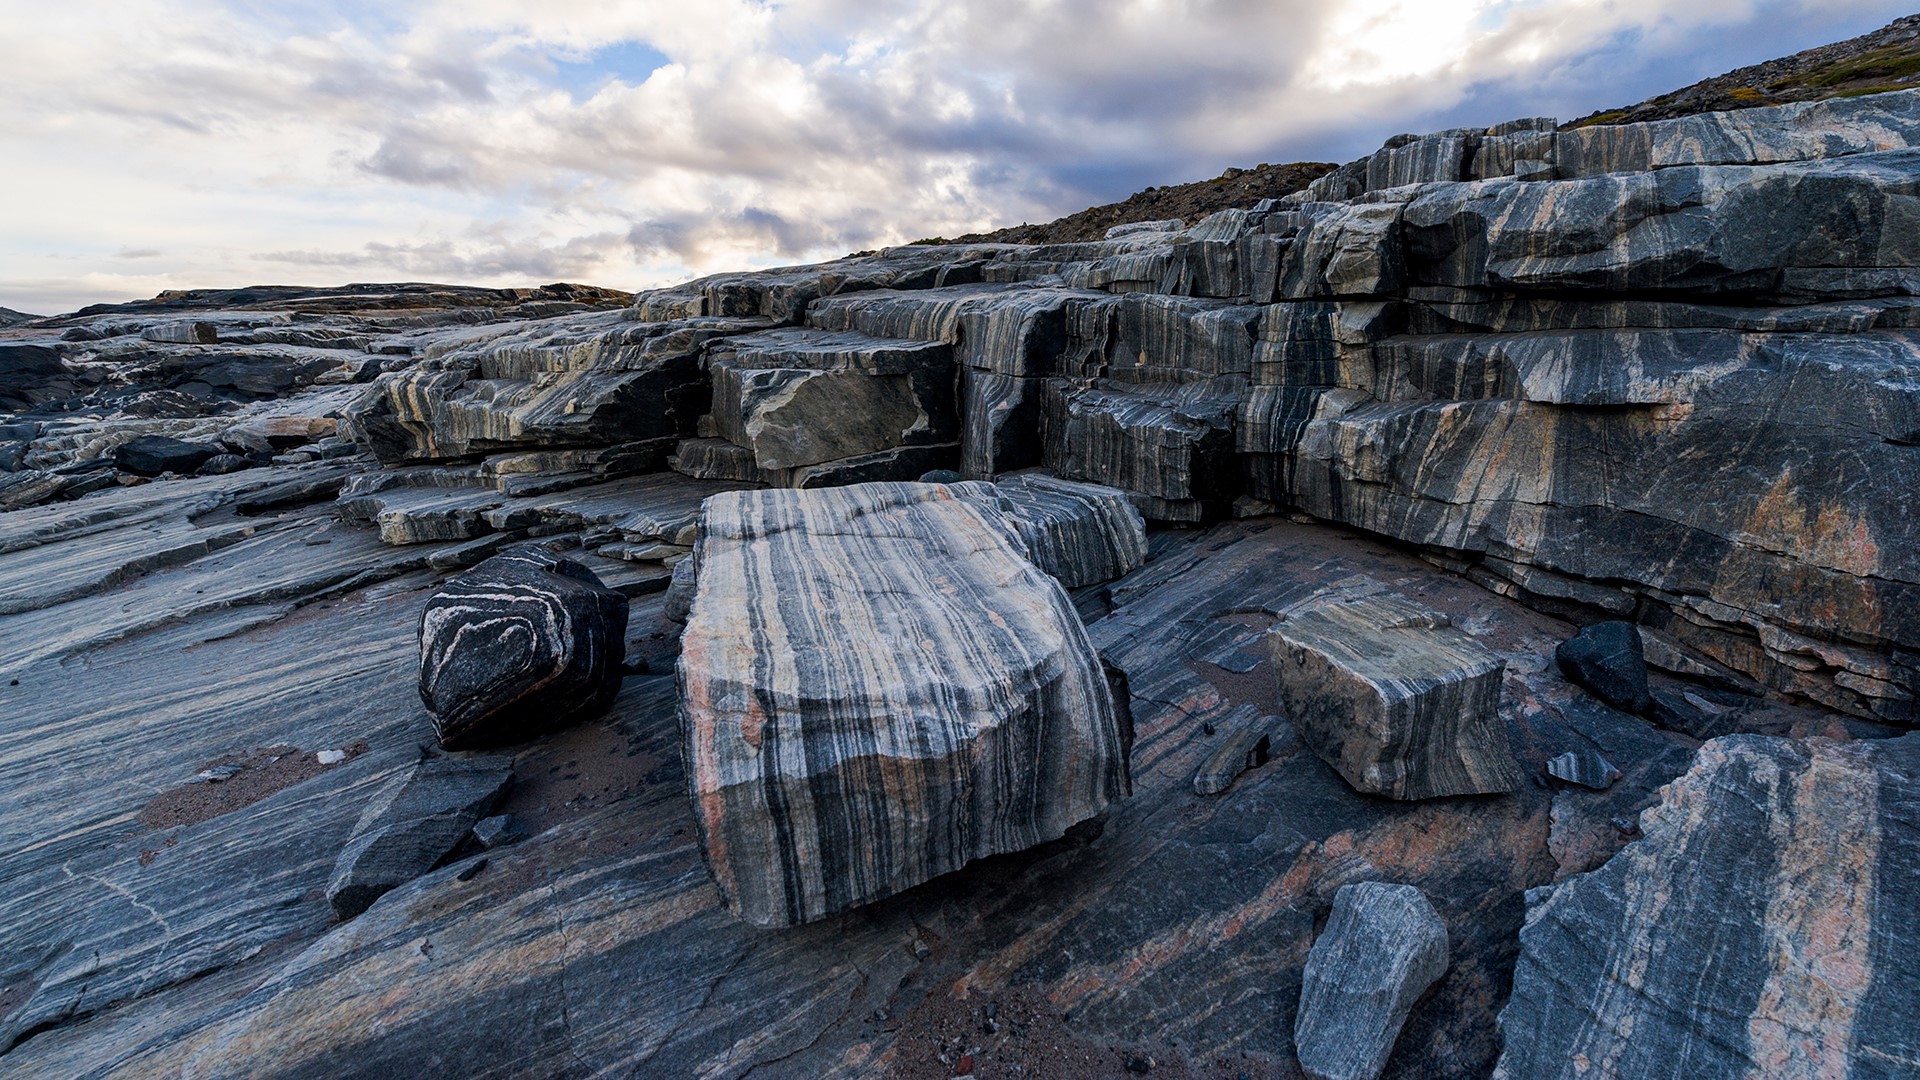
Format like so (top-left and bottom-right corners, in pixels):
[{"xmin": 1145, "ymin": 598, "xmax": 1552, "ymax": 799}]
[
  {"xmin": 418, "ymin": 550, "xmax": 629, "ymax": 749},
  {"xmin": 678, "ymin": 482, "xmax": 1133, "ymax": 928}
]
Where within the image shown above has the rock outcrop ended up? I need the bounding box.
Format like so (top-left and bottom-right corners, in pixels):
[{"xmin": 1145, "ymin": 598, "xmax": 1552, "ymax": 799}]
[
  {"xmin": 1496, "ymin": 732, "xmax": 1919, "ymax": 1079},
  {"xmin": 1268, "ymin": 592, "xmax": 1521, "ymax": 799},
  {"xmin": 677, "ymin": 482, "xmax": 1132, "ymax": 927},
  {"xmin": 9, "ymin": 47, "xmax": 1920, "ymax": 1080},
  {"xmin": 418, "ymin": 550, "xmax": 629, "ymax": 749},
  {"xmin": 1294, "ymin": 881, "xmax": 1451, "ymax": 1080}
]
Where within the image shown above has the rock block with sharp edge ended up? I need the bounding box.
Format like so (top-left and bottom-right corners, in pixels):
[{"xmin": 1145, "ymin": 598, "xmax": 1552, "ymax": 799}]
[
  {"xmin": 1556, "ymin": 620, "xmax": 1651, "ymax": 714},
  {"xmin": 418, "ymin": 550, "xmax": 630, "ymax": 750},
  {"xmin": 326, "ymin": 756, "xmax": 514, "ymax": 920},
  {"xmin": 1267, "ymin": 592, "xmax": 1521, "ymax": 800},
  {"xmin": 990, "ymin": 472, "xmax": 1149, "ymax": 589},
  {"xmin": 678, "ymin": 481, "xmax": 1132, "ymax": 928}
]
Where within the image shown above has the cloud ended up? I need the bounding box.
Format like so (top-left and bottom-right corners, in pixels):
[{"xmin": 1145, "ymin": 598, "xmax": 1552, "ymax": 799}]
[{"xmin": 0, "ymin": 0, "xmax": 1915, "ymax": 314}]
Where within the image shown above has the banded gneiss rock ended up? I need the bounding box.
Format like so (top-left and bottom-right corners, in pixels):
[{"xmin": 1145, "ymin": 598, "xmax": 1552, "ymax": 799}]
[
  {"xmin": 1267, "ymin": 592, "xmax": 1521, "ymax": 800},
  {"xmin": 677, "ymin": 481, "xmax": 1132, "ymax": 928},
  {"xmin": 1294, "ymin": 881, "xmax": 1451, "ymax": 1080},
  {"xmin": 417, "ymin": 550, "xmax": 629, "ymax": 749},
  {"xmin": 1495, "ymin": 732, "xmax": 1920, "ymax": 1079}
]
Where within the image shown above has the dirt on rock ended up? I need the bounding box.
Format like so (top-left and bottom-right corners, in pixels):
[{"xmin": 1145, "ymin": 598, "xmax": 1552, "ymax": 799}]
[
  {"xmin": 137, "ymin": 741, "xmax": 369, "ymax": 831},
  {"xmin": 883, "ymin": 985, "xmax": 1292, "ymax": 1080}
]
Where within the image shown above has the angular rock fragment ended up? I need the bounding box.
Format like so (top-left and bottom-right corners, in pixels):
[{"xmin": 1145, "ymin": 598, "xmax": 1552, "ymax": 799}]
[
  {"xmin": 470, "ymin": 813, "xmax": 527, "ymax": 850},
  {"xmin": 418, "ymin": 551, "xmax": 630, "ymax": 750},
  {"xmin": 1192, "ymin": 724, "xmax": 1273, "ymax": 796},
  {"xmin": 678, "ymin": 482, "xmax": 1132, "ymax": 927},
  {"xmin": 1555, "ymin": 621, "xmax": 1651, "ymax": 713},
  {"xmin": 1294, "ymin": 881, "xmax": 1450, "ymax": 1080},
  {"xmin": 1267, "ymin": 593, "xmax": 1521, "ymax": 800},
  {"xmin": 1544, "ymin": 749, "xmax": 1620, "ymax": 790},
  {"xmin": 113, "ymin": 434, "xmax": 220, "ymax": 477},
  {"xmin": 1495, "ymin": 733, "xmax": 1920, "ymax": 1079},
  {"xmin": 327, "ymin": 755, "xmax": 514, "ymax": 920}
]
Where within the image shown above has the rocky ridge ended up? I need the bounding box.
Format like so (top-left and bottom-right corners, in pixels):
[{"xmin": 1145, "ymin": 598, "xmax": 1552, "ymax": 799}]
[{"xmin": 2, "ymin": 72, "xmax": 1919, "ymax": 1080}]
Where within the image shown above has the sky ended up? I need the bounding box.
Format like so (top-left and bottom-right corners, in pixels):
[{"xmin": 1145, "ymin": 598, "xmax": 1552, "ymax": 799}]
[{"xmin": 1, "ymin": 0, "xmax": 1915, "ymax": 315}]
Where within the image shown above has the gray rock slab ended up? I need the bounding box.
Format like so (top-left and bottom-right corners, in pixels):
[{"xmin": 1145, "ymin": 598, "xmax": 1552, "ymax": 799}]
[
  {"xmin": 1294, "ymin": 881, "xmax": 1450, "ymax": 1080},
  {"xmin": 1496, "ymin": 732, "xmax": 1920, "ymax": 1079},
  {"xmin": 327, "ymin": 756, "xmax": 514, "ymax": 920}
]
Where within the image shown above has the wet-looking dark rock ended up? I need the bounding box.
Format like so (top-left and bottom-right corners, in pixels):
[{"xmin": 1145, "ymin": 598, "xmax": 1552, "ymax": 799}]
[
  {"xmin": 677, "ymin": 481, "xmax": 1132, "ymax": 928},
  {"xmin": 1555, "ymin": 620, "xmax": 1651, "ymax": 714},
  {"xmin": 418, "ymin": 550, "xmax": 630, "ymax": 750}
]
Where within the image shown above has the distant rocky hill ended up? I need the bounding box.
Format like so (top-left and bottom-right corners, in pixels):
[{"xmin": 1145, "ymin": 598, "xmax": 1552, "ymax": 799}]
[
  {"xmin": 1570, "ymin": 13, "xmax": 1920, "ymax": 127},
  {"xmin": 0, "ymin": 306, "xmax": 40, "ymax": 326},
  {"xmin": 930, "ymin": 13, "xmax": 1920, "ymax": 247},
  {"xmin": 916, "ymin": 160, "xmax": 1336, "ymax": 245}
]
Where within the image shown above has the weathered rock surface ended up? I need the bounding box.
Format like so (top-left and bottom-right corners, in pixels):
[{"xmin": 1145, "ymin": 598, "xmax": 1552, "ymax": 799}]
[
  {"xmin": 418, "ymin": 550, "xmax": 630, "ymax": 749},
  {"xmin": 1496, "ymin": 732, "xmax": 1920, "ymax": 1079},
  {"xmin": 1268, "ymin": 592, "xmax": 1522, "ymax": 800},
  {"xmin": 326, "ymin": 755, "xmax": 514, "ymax": 919},
  {"xmin": 1294, "ymin": 881, "xmax": 1451, "ymax": 1080},
  {"xmin": 111, "ymin": 433, "xmax": 219, "ymax": 476},
  {"xmin": 678, "ymin": 482, "xmax": 1132, "ymax": 927}
]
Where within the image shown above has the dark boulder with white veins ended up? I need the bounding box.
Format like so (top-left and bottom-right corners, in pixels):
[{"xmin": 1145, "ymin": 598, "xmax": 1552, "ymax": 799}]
[
  {"xmin": 678, "ymin": 482, "xmax": 1132, "ymax": 928},
  {"xmin": 1495, "ymin": 732, "xmax": 1920, "ymax": 1079},
  {"xmin": 1555, "ymin": 620, "xmax": 1652, "ymax": 714},
  {"xmin": 418, "ymin": 550, "xmax": 630, "ymax": 750},
  {"xmin": 326, "ymin": 755, "xmax": 515, "ymax": 920},
  {"xmin": 1268, "ymin": 592, "xmax": 1522, "ymax": 799},
  {"xmin": 1293, "ymin": 881, "xmax": 1451, "ymax": 1080}
]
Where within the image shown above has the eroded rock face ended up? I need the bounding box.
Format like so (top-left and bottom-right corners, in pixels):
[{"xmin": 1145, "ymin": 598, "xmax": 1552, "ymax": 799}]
[
  {"xmin": 1495, "ymin": 732, "xmax": 1920, "ymax": 1079},
  {"xmin": 1294, "ymin": 881, "xmax": 1451, "ymax": 1080},
  {"xmin": 678, "ymin": 482, "xmax": 1132, "ymax": 927},
  {"xmin": 417, "ymin": 550, "xmax": 629, "ymax": 750},
  {"xmin": 1268, "ymin": 592, "xmax": 1521, "ymax": 800}
]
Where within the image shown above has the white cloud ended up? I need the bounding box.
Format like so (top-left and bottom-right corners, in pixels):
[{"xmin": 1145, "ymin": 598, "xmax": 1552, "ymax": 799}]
[{"xmin": 0, "ymin": 0, "xmax": 1911, "ymax": 314}]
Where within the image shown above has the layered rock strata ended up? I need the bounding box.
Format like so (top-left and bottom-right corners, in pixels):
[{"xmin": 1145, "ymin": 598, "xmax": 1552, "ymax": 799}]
[
  {"xmin": 1268, "ymin": 592, "xmax": 1521, "ymax": 799},
  {"xmin": 1496, "ymin": 732, "xmax": 1920, "ymax": 1079},
  {"xmin": 677, "ymin": 482, "xmax": 1132, "ymax": 927}
]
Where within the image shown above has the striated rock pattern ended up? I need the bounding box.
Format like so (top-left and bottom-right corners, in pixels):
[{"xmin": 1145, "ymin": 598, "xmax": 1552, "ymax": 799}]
[
  {"xmin": 1495, "ymin": 732, "xmax": 1920, "ymax": 1079},
  {"xmin": 988, "ymin": 471, "xmax": 1148, "ymax": 588},
  {"xmin": 1294, "ymin": 881, "xmax": 1451, "ymax": 1080},
  {"xmin": 678, "ymin": 482, "xmax": 1132, "ymax": 927},
  {"xmin": 327, "ymin": 755, "xmax": 514, "ymax": 919},
  {"xmin": 418, "ymin": 550, "xmax": 629, "ymax": 749},
  {"xmin": 1268, "ymin": 592, "xmax": 1522, "ymax": 800}
]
